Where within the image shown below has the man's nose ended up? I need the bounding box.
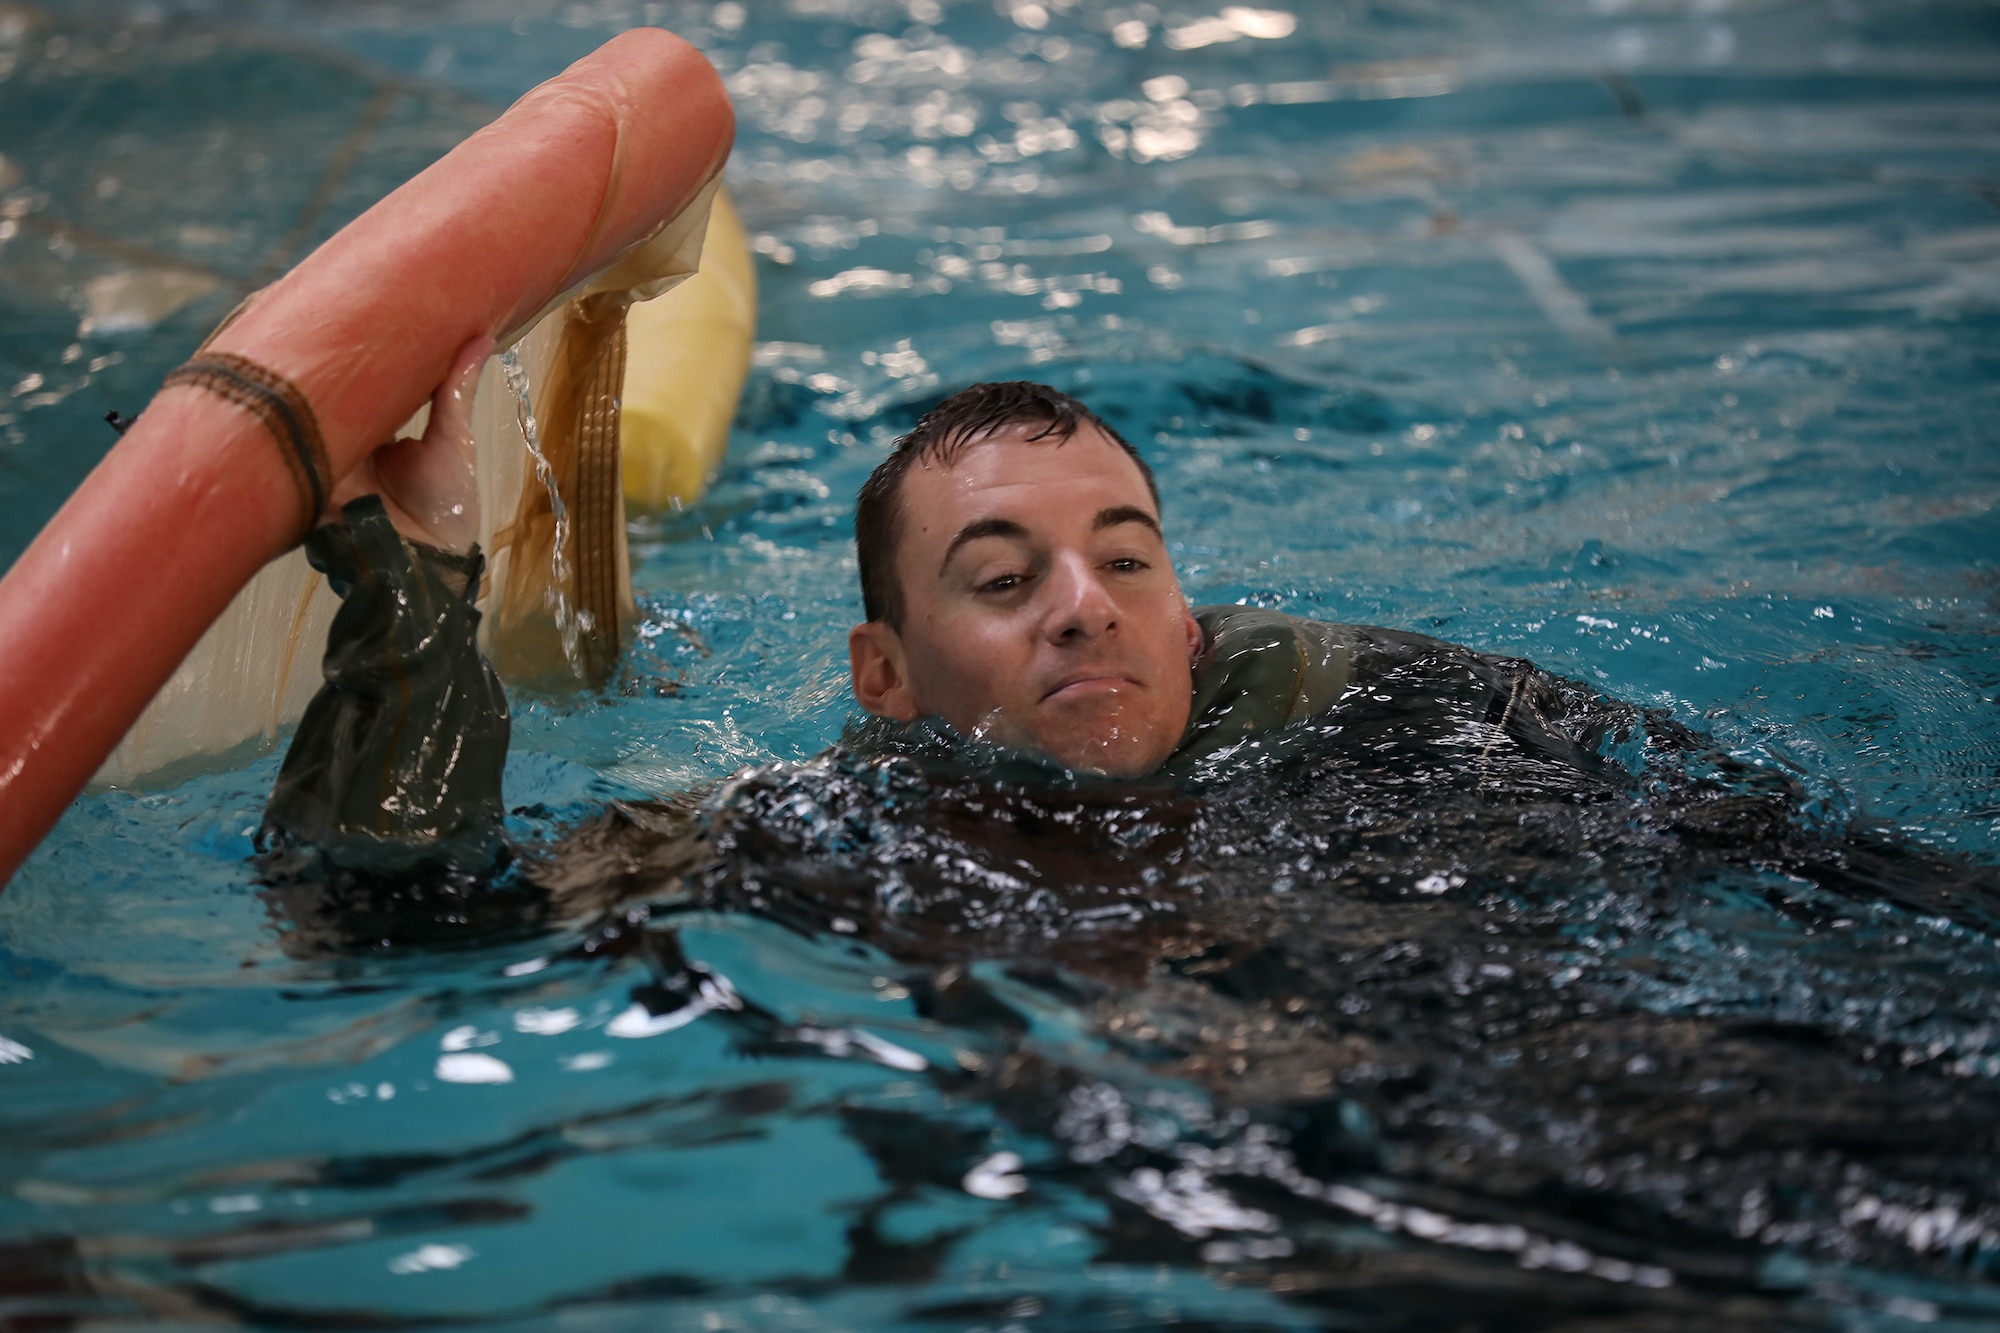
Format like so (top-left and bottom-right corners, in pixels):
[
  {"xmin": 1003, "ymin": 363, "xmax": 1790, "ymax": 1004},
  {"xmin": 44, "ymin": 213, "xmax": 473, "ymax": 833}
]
[{"xmin": 1042, "ymin": 553, "xmax": 1117, "ymax": 643}]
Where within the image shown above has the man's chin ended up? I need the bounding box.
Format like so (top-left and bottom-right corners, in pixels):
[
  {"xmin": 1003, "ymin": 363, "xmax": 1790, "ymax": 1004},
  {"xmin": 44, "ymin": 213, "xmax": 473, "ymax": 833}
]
[
  {"xmin": 1034, "ymin": 716, "xmax": 1175, "ymax": 778},
  {"xmin": 952, "ymin": 696, "xmax": 1180, "ymax": 777}
]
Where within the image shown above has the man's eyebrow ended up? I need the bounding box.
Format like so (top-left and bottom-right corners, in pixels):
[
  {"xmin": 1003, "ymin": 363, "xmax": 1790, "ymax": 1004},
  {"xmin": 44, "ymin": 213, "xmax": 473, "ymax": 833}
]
[
  {"xmin": 939, "ymin": 517, "xmax": 1031, "ymax": 573},
  {"xmin": 1094, "ymin": 505, "xmax": 1162, "ymax": 536}
]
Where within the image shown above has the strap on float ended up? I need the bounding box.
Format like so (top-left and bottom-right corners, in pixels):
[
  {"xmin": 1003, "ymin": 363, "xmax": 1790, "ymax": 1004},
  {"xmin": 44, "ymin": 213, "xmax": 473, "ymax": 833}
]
[{"xmin": 162, "ymin": 352, "xmax": 334, "ymax": 544}]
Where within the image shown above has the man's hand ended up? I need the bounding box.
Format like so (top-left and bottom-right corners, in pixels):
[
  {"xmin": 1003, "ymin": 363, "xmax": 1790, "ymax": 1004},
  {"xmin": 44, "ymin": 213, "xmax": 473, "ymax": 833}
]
[{"xmin": 329, "ymin": 335, "xmax": 493, "ymax": 553}]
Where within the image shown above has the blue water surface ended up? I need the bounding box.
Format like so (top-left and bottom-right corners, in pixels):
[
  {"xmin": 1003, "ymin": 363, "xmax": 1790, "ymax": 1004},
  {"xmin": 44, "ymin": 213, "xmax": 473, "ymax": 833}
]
[{"xmin": 2, "ymin": 0, "xmax": 1999, "ymax": 1327}]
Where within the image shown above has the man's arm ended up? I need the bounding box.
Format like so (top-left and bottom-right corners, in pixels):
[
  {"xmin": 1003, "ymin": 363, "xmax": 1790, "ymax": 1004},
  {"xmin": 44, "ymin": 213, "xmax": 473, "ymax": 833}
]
[{"xmin": 261, "ymin": 345, "xmax": 509, "ymax": 873}]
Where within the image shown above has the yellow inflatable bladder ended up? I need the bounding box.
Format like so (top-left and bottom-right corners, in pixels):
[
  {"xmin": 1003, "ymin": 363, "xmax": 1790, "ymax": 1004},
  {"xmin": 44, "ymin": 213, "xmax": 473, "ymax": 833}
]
[
  {"xmin": 623, "ymin": 185, "xmax": 756, "ymax": 513},
  {"xmin": 96, "ymin": 183, "xmax": 757, "ymax": 787}
]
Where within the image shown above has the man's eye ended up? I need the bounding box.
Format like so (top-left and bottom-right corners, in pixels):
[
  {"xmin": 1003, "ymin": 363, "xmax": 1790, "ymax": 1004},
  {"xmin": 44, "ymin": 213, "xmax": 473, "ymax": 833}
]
[
  {"xmin": 979, "ymin": 574, "xmax": 1025, "ymax": 594},
  {"xmin": 1106, "ymin": 558, "xmax": 1147, "ymax": 573}
]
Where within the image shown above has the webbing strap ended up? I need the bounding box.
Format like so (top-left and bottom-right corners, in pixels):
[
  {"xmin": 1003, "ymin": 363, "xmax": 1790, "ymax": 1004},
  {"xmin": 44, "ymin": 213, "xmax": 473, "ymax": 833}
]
[{"xmin": 163, "ymin": 352, "xmax": 333, "ymax": 543}]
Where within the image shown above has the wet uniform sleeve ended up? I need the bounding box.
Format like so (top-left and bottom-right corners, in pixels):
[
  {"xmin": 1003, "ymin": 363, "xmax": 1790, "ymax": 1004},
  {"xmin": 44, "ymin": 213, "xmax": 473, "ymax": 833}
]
[{"xmin": 260, "ymin": 495, "xmax": 510, "ymax": 869}]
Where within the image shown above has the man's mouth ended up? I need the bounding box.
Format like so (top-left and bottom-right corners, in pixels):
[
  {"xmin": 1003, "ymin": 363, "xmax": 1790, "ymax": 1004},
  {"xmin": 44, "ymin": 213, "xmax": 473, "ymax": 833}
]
[{"xmin": 1040, "ymin": 671, "xmax": 1141, "ymax": 704}]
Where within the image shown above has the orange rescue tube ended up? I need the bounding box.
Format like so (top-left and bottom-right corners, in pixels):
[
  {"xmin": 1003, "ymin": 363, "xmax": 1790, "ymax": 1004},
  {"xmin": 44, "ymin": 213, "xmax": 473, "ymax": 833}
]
[{"xmin": 0, "ymin": 28, "xmax": 734, "ymax": 887}]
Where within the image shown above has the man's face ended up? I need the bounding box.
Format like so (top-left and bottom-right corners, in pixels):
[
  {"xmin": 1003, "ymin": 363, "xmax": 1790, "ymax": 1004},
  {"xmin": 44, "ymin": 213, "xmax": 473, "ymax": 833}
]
[{"xmin": 848, "ymin": 423, "xmax": 1201, "ymax": 777}]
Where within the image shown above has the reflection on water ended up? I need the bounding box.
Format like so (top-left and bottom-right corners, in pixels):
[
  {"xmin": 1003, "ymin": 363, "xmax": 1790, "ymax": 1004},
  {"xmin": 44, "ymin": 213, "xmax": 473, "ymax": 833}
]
[{"xmin": 3, "ymin": 0, "xmax": 1999, "ymax": 1327}]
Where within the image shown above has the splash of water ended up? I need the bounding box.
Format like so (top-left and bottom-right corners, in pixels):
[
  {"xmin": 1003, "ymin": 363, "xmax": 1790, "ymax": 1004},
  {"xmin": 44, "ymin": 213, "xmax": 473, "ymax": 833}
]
[{"xmin": 499, "ymin": 341, "xmax": 583, "ymax": 676}]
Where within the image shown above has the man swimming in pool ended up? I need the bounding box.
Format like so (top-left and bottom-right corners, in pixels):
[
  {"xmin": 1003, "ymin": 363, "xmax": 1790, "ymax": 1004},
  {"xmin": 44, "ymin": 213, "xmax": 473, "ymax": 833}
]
[{"xmin": 262, "ymin": 376, "xmax": 1610, "ymax": 874}]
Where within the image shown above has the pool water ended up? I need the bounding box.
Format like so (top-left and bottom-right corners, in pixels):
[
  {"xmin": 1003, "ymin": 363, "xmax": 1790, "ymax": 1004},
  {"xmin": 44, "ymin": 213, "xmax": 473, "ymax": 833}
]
[{"xmin": 4, "ymin": 0, "xmax": 2000, "ymax": 1327}]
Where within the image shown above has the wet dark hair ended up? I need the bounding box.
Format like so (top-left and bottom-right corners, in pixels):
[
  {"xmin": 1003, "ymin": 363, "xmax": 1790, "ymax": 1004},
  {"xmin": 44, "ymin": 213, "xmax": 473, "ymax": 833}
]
[{"xmin": 854, "ymin": 381, "xmax": 1159, "ymax": 627}]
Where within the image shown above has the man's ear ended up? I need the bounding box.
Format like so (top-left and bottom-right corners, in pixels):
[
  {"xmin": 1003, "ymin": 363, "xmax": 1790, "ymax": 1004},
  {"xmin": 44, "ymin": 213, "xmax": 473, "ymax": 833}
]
[
  {"xmin": 849, "ymin": 620, "xmax": 920, "ymax": 721},
  {"xmin": 1183, "ymin": 602, "xmax": 1204, "ymax": 667}
]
